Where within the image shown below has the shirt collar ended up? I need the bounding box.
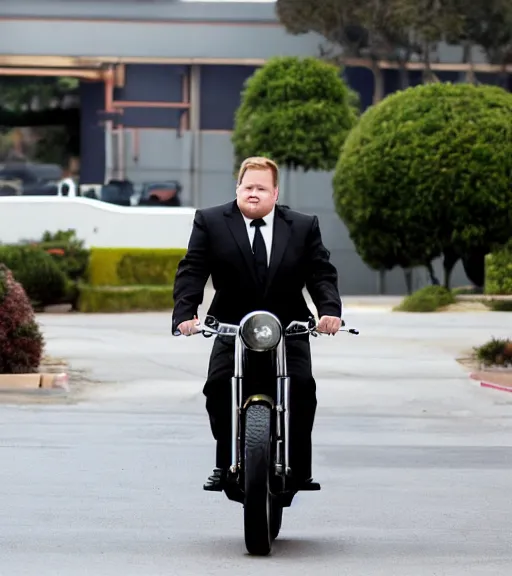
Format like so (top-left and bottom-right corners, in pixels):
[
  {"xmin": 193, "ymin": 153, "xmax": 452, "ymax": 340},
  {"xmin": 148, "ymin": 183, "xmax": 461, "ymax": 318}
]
[{"xmin": 242, "ymin": 205, "xmax": 275, "ymax": 228}]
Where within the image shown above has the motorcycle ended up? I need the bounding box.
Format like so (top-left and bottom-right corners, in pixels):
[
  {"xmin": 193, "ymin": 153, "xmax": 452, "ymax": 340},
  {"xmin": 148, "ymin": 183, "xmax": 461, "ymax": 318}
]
[{"xmin": 177, "ymin": 310, "xmax": 359, "ymax": 556}]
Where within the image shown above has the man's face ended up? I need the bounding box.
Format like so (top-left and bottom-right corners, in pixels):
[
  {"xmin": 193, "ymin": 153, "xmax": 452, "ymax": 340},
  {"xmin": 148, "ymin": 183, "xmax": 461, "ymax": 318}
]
[{"xmin": 236, "ymin": 168, "xmax": 278, "ymax": 219}]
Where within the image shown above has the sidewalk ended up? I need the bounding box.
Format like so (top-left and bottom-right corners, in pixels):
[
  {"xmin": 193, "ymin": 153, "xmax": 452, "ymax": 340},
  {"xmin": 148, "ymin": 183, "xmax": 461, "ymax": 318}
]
[{"xmin": 470, "ymin": 370, "xmax": 512, "ymax": 393}]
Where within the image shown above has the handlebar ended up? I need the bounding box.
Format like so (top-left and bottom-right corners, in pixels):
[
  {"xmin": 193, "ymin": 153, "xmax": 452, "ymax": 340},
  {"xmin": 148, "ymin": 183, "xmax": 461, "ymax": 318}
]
[{"xmin": 174, "ymin": 315, "xmax": 359, "ymax": 338}]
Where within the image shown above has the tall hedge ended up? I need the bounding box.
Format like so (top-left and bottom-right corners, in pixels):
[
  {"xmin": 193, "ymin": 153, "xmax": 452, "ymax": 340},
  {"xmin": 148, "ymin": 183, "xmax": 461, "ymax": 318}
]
[
  {"xmin": 232, "ymin": 56, "xmax": 357, "ymax": 172},
  {"xmin": 333, "ymin": 83, "xmax": 512, "ymax": 285}
]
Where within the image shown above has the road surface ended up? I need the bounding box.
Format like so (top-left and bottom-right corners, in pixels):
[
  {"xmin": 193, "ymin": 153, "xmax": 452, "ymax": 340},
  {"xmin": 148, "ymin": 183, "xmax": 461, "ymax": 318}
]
[{"xmin": 0, "ymin": 306, "xmax": 511, "ymax": 575}]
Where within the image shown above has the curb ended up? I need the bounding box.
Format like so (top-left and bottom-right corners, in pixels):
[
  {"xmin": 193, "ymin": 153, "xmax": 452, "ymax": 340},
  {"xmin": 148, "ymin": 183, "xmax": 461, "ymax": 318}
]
[
  {"xmin": 469, "ymin": 372, "xmax": 512, "ymax": 394},
  {"xmin": 0, "ymin": 372, "xmax": 69, "ymax": 392}
]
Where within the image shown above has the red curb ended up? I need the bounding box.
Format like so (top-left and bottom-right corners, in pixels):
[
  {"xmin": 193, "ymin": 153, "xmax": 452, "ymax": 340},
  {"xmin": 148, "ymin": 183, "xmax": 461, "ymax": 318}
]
[
  {"xmin": 480, "ymin": 381, "xmax": 512, "ymax": 393},
  {"xmin": 469, "ymin": 372, "xmax": 512, "ymax": 394}
]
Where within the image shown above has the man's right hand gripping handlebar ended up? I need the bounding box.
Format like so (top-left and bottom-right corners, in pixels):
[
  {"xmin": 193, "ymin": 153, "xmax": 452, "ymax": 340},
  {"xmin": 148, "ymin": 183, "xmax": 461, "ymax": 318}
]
[{"xmin": 176, "ymin": 315, "xmax": 202, "ymax": 336}]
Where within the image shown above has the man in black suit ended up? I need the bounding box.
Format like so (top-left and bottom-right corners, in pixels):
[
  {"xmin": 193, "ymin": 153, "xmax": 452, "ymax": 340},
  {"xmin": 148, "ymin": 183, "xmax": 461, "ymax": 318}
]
[{"xmin": 172, "ymin": 156, "xmax": 342, "ymax": 491}]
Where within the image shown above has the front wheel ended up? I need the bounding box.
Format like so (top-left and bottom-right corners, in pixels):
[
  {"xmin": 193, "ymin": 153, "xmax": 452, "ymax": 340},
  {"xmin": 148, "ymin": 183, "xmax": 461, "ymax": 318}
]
[{"xmin": 243, "ymin": 403, "xmax": 273, "ymax": 556}]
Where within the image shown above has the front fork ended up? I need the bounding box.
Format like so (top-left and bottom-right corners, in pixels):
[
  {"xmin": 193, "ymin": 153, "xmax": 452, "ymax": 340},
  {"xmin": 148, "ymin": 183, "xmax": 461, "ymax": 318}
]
[{"xmin": 229, "ymin": 335, "xmax": 291, "ymax": 478}]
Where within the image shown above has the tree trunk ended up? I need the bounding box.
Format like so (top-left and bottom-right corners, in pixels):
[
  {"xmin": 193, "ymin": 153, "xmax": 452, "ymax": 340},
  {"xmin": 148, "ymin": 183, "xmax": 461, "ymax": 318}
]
[
  {"xmin": 398, "ymin": 61, "xmax": 409, "ymax": 91},
  {"xmin": 426, "ymin": 262, "xmax": 440, "ymax": 285},
  {"xmin": 443, "ymin": 249, "xmax": 459, "ymax": 290},
  {"xmin": 371, "ymin": 60, "xmax": 385, "ymax": 104},
  {"xmin": 377, "ymin": 269, "xmax": 386, "ymax": 295},
  {"xmin": 404, "ymin": 268, "xmax": 413, "ymax": 295},
  {"xmin": 462, "ymin": 43, "xmax": 477, "ymax": 84}
]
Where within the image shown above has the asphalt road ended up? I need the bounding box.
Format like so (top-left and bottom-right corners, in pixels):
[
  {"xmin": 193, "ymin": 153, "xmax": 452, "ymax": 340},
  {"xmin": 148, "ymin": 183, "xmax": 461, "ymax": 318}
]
[{"xmin": 1, "ymin": 305, "xmax": 512, "ymax": 575}]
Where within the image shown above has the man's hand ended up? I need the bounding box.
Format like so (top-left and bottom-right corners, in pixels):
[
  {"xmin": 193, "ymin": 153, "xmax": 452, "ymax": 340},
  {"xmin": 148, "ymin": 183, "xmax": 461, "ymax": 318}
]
[
  {"xmin": 317, "ymin": 315, "xmax": 341, "ymax": 335},
  {"xmin": 177, "ymin": 315, "xmax": 201, "ymax": 336}
]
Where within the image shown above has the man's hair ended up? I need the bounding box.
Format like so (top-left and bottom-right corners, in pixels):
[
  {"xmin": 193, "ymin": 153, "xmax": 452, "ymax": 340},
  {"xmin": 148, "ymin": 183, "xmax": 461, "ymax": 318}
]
[{"xmin": 237, "ymin": 156, "xmax": 279, "ymax": 187}]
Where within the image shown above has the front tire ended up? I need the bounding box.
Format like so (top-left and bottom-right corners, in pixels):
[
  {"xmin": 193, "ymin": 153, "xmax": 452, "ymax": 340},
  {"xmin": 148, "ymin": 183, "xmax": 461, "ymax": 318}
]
[{"xmin": 243, "ymin": 403, "xmax": 273, "ymax": 556}]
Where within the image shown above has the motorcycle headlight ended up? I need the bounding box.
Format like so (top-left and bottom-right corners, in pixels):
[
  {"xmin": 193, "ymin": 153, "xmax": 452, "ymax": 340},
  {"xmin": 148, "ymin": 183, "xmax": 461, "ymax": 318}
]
[{"xmin": 240, "ymin": 311, "xmax": 282, "ymax": 352}]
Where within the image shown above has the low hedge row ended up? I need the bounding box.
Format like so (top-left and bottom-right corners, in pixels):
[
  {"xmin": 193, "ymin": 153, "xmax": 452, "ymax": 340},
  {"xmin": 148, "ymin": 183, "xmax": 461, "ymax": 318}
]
[
  {"xmin": 88, "ymin": 248, "xmax": 186, "ymax": 286},
  {"xmin": 78, "ymin": 247, "xmax": 187, "ymax": 312},
  {"xmin": 78, "ymin": 285, "xmax": 174, "ymax": 312},
  {"xmin": 485, "ymin": 241, "xmax": 512, "ymax": 295}
]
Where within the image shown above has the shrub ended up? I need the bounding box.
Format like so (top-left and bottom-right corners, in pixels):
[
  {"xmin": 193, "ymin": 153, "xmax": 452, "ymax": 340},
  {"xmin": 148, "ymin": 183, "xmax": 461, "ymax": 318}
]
[
  {"xmin": 487, "ymin": 300, "xmax": 512, "ymax": 312},
  {"xmin": 333, "ymin": 82, "xmax": 512, "ymax": 287},
  {"xmin": 0, "ymin": 245, "xmax": 68, "ymax": 307},
  {"xmin": 232, "ymin": 56, "xmax": 357, "ymax": 172},
  {"xmin": 0, "ymin": 264, "xmax": 44, "ymax": 374},
  {"xmin": 78, "ymin": 285, "xmax": 174, "ymax": 312},
  {"xmin": 474, "ymin": 337, "xmax": 512, "ymax": 367},
  {"xmin": 38, "ymin": 229, "xmax": 90, "ymax": 282},
  {"xmin": 485, "ymin": 240, "xmax": 512, "ymax": 295},
  {"xmin": 394, "ymin": 285, "xmax": 455, "ymax": 312},
  {"xmin": 87, "ymin": 248, "xmax": 187, "ymax": 287}
]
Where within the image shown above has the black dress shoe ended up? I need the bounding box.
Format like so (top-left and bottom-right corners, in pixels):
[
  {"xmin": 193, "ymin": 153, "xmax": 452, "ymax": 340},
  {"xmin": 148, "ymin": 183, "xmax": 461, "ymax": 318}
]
[
  {"xmin": 203, "ymin": 467, "xmax": 225, "ymax": 491},
  {"xmin": 296, "ymin": 477, "xmax": 321, "ymax": 491}
]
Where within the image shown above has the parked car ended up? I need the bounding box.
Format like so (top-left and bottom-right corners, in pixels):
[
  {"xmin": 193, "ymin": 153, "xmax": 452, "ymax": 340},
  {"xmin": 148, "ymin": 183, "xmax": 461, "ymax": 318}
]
[
  {"xmin": 138, "ymin": 180, "xmax": 182, "ymax": 206},
  {"xmin": 100, "ymin": 179, "xmax": 134, "ymax": 206}
]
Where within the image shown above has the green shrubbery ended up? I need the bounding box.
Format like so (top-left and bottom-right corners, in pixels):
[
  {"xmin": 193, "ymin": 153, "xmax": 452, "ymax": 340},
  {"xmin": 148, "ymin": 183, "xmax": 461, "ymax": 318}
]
[
  {"xmin": 485, "ymin": 240, "xmax": 512, "ymax": 295},
  {"xmin": 0, "ymin": 229, "xmax": 90, "ymax": 309},
  {"xmin": 394, "ymin": 286, "xmax": 456, "ymax": 312},
  {"xmin": 78, "ymin": 247, "xmax": 186, "ymax": 312},
  {"xmin": 333, "ymin": 82, "xmax": 512, "ymax": 289},
  {"xmin": 0, "ymin": 231, "xmax": 186, "ymax": 313},
  {"xmin": 474, "ymin": 338, "xmax": 512, "ymax": 367},
  {"xmin": 232, "ymin": 56, "xmax": 357, "ymax": 173},
  {"xmin": 0, "ymin": 245, "xmax": 67, "ymax": 308}
]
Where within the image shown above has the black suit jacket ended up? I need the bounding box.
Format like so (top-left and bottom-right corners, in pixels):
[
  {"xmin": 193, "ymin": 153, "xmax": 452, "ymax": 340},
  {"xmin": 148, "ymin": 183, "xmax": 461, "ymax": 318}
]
[{"xmin": 171, "ymin": 200, "xmax": 341, "ymax": 333}]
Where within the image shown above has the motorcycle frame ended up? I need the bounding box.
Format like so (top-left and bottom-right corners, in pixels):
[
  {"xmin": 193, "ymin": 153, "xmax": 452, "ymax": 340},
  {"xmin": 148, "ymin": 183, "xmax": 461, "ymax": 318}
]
[{"xmin": 229, "ymin": 322, "xmax": 291, "ymax": 479}]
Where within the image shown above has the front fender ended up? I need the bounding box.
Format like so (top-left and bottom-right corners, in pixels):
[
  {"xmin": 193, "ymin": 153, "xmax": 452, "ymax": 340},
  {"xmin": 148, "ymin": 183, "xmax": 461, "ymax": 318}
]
[{"xmin": 243, "ymin": 394, "xmax": 275, "ymax": 410}]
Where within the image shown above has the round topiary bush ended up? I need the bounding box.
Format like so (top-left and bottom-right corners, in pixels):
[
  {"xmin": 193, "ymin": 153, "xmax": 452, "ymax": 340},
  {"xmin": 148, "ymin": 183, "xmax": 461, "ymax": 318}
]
[
  {"xmin": 0, "ymin": 264, "xmax": 44, "ymax": 374},
  {"xmin": 0, "ymin": 245, "xmax": 67, "ymax": 307},
  {"xmin": 232, "ymin": 56, "xmax": 358, "ymax": 172},
  {"xmin": 333, "ymin": 82, "xmax": 512, "ymax": 282}
]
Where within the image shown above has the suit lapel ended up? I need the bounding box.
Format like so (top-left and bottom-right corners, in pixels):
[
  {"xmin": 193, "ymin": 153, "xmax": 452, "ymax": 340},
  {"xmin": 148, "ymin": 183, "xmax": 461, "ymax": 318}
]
[
  {"xmin": 224, "ymin": 201, "xmax": 259, "ymax": 285},
  {"xmin": 224, "ymin": 202, "xmax": 292, "ymax": 291},
  {"xmin": 265, "ymin": 207, "xmax": 291, "ymax": 292}
]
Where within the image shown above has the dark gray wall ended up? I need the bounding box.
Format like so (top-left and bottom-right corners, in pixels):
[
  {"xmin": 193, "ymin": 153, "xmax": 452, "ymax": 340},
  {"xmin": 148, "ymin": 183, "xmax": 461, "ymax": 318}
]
[{"xmin": 120, "ymin": 129, "xmax": 470, "ymax": 295}]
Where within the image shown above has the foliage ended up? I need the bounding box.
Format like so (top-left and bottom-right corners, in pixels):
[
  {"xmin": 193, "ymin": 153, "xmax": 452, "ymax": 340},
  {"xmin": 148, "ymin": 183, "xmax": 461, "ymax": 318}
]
[
  {"xmin": 474, "ymin": 337, "xmax": 512, "ymax": 367},
  {"xmin": 275, "ymin": 0, "xmax": 512, "ymax": 93},
  {"xmin": 455, "ymin": 0, "xmax": 512, "ymax": 66},
  {"xmin": 485, "ymin": 240, "xmax": 512, "ymax": 294},
  {"xmin": 0, "ymin": 245, "xmax": 67, "ymax": 308},
  {"xmin": 275, "ymin": 0, "xmax": 412, "ymax": 59},
  {"xmin": 232, "ymin": 56, "xmax": 357, "ymax": 172},
  {"xmin": 37, "ymin": 229, "xmax": 90, "ymax": 282},
  {"xmin": 0, "ymin": 264, "xmax": 44, "ymax": 374},
  {"xmin": 394, "ymin": 285, "xmax": 455, "ymax": 312},
  {"xmin": 87, "ymin": 248, "xmax": 187, "ymax": 287},
  {"xmin": 333, "ymin": 82, "xmax": 512, "ymax": 286},
  {"xmin": 78, "ymin": 285, "xmax": 174, "ymax": 313},
  {"xmin": 0, "ymin": 76, "xmax": 79, "ymax": 112},
  {"xmin": 487, "ymin": 299, "xmax": 512, "ymax": 311}
]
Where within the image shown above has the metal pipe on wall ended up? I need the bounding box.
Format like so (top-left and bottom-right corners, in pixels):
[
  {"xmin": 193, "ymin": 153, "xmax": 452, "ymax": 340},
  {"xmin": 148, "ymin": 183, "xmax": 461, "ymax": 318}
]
[{"xmin": 189, "ymin": 64, "xmax": 201, "ymax": 208}]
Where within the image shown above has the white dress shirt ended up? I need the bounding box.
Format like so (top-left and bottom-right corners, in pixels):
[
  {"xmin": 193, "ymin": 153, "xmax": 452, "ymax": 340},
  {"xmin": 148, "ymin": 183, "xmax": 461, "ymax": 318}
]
[{"xmin": 241, "ymin": 206, "xmax": 275, "ymax": 266}]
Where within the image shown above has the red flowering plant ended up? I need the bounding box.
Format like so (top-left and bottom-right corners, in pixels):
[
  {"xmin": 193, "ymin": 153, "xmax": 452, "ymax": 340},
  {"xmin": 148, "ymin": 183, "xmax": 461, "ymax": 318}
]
[{"xmin": 0, "ymin": 264, "xmax": 44, "ymax": 374}]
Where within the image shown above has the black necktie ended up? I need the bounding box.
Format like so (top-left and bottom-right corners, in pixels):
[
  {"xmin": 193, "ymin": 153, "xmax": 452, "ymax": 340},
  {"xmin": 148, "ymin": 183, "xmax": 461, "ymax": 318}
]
[{"xmin": 250, "ymin": 218, "xmax": 267, "ymax": 285}]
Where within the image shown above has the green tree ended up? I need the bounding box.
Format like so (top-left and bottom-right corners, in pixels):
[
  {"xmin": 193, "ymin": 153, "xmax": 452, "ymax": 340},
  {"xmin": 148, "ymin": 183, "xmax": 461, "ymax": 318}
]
[
  {"xmin": 333, "ymin": 82, "xmax": 512, "ymax": 288},
  {"xmin": 232, "ymin": 56, "xmax": 357, "ymax": 173}
]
